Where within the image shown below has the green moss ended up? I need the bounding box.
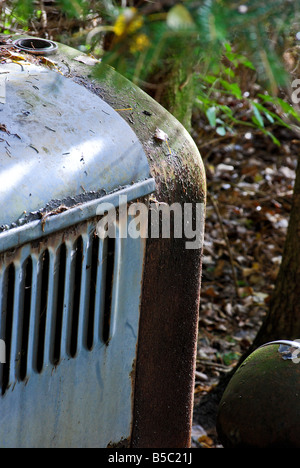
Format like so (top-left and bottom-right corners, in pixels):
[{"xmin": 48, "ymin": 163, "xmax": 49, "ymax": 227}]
[{"xmin": 218, "ymin": 343, "xmax": 300, "ymax": 447}]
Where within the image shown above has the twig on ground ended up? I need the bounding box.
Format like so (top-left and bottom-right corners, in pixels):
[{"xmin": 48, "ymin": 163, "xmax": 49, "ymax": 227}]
[{"xmin": 208, "ymin": 192, "xmax": 240, "ymax": 298}]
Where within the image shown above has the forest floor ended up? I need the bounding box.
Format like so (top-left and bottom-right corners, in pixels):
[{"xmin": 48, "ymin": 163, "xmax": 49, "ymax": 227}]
[{"xmin": 190, "ymin": 115, "xmax": 299, "ymax": 448}]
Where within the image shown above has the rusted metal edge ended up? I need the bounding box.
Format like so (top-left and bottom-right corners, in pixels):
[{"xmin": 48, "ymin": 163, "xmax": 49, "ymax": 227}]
[
  {"xmin": 131, "ymin": 217, "xmax": 203, "ymax": 448},
  {"xmin": 0, "ymin": 178, "xmax": 155, "ymax": 254},
  {"xmin": 107, "ymin": 438, "xmax": 130, "ymax": 448}
]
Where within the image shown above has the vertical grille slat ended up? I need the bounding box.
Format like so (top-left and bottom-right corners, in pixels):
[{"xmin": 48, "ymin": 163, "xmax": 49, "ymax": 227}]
[
  {"xmin": 77, "ymin": 234, "xmax": 92, "ymax": 353},
  {"xmin": 1, "ymin": 263, "xmax": 15, "ymax": 394},
  {"xmin": 19, "ymin": 257, "xmax": 33, "ymax": 381},
  {"xmin": 0, "ymin": 268, "xmax": 5, "ymax": 361},
  {"xmin": 60, "ymin": 241, "xmax": 74, "ymax": 359},
  {"xmin": 52, "ymin": 243, "xmax": 66, "ymax": 366},
  {"xmin": 92, "ymin": 238, "xmax": 106, "ymax": 347},
  {"xmin": 0, "ymin": 268, "xmax": 4, "ymax": 340},
  {"xmin": 26, "ymin": 256, "xmax": 40, "ymax": 376},
  {"xmin": 0, "ymin": 211, "xmax": 135, "ymax": 395},
  {"xmin": 36, "ymin": 250, "xmax": 50, "ymax": 374},
  {"xmin": 69, "ymin": 236, "xmax": 83, "ymax": 358},
  {"xmin": 0, "ymin": 267, "xmax": 6, "ymax": 392},
  {"xmin": 102, "ymin": 237, "xmax": 116, "ymax": 344},
  {"xmin": 9, "ymin": 263, "xmax": 26, "ymax": 384},
  {"xmin": 86, "ymin": 234, "xmax": 100, "ymax": 351},
  {"xmin": 108, "ymin": 234, "xmax": 122, "ymax": 342},
  {"xmin": 43, "ymin": 249, "xmax": 59, "ymax": 368}
]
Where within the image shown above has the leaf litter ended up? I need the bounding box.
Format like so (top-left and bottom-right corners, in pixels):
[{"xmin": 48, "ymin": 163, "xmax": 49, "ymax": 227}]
[
  {"xmin": 191, "ymin": 113, "xmax": 298, "ymax": 448},
  {"xmin": 0, "ymin": 31, "xmax": 296, "ymax": 450}
]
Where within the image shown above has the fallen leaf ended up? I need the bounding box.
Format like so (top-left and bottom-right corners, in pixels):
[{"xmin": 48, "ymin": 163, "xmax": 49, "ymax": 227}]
[
  {"xmin": 191, "ymin": 425, "xmax": 207, "ymax": 439},
  {"xmin": 0, "ymin": 124, "xmax": 9, "ymax": 134},
  {"xmin": 195, "ymin": 370, "xmax": 208, "ymax": 381},
  {"xmin": 39, "ymin": 56, "xmax": 63, "ymax": 74},
  {"xmin": 154, "ymin": 127, "xmax": 169, "ymax": 141},
  {"xmin": 279, "ymin": 166, "xmax": 295, "ymax": 179},
  {"xmin": 202, "ymin": 286, "xmax": 218, "ymax": 297},
  {"xmin": 198, "ymin": 435, "xmax": 214, "ymax": 447},
  {"xmin": 214, "ymin": 259, "xmax": 225, "ymax": 277},
  {"xmin": 216, "ymin": 163, "xmax": 234, "ymax": 172},
  {"xmin": 74, "ymin": 55, "xmax": 99, "ymax": 66}
]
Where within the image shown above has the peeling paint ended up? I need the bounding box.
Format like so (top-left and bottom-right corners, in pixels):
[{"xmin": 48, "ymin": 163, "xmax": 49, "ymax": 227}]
[
  {"xmin": 278, "ymin": 344, "xmax": 295, "ymax": 360},
  {"xmin": 107, "ymin": 438, "xmax": 130, "ymax": 448},
  {"xmin": 0, "ymin": 189, "xmax": 106, "ymax": 232}
]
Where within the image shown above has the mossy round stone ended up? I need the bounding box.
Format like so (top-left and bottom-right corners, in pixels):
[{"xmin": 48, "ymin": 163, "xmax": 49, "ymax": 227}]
[{"xmin": 217, "ymin": 343, "xmax": 300, "ymax": 447}]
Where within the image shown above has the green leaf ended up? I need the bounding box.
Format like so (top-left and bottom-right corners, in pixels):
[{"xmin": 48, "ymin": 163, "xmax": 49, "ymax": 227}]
[
  {"xmin": 252, "ymin": 103, "xmax": 264, "ymax": 128},
  {"xmin": 264, "ymin": 112, "xmax": 275, "ymax": 124},
  {"xmin": 219, "ymin": 105, "xmax": 233, "ymax": 117},
  {"xmin": 167, "ymin": 4, "xmax": 195, "ymax": 30},
  {"xmin": 253, "ymin": 102, "xmax": 276, "ymax": 124},
  {"xmin": 224, "ymin": 47, "xmax": 255, "ymax": 70},
  {"xmin": 219, "ymin": 80, "xmax": 242, "ymax": 99},
  {"xmin": 14, "ymin": 0, "xmax": 34, "ymax": 20},
  {"xmin": 238, "ymin": 56, "xmax": 256, "ymax": 70},
  {"xmin": 206, "ymin": 106, "xmax": 217, "ymax": 127},
  {"xmin": 265, "ymin": 130, "xmax": 281, "ymax": 146},
  {"xmin": 56, "ymin": 0, "xmax": 85, "ymax": 18},
  {"xmin": 221, "ymin": 351, "xmax": 241, "ymax": 366},
  {"xmin": 201, "ymin": 75, "xmax": 218, "ymax": 84},
  {"xmin": 225, "ymin": 51, "xmax": 238, "ymax": 67},
  {"xmin": 216, "ymin": 126, "xmax": 226, "ymax": 136},
  {"xmin": 276, "ymin": 98, "xmax": 300, "ymax": 121},
  {"xmin": 258, "ymin": 94, "xmax": 300, "ymax": 121},
  {"xmin": 224, "ymin": 67, "xmax": 235, "ymax": 78}
]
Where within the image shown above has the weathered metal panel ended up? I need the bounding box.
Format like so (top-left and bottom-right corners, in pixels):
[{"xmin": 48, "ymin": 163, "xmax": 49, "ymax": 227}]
[
  {"xmin": 0, "ymin": 38, "xmax": 207, "ymax": 448},
  {"xmin": 0, "ymin": 62, "xmax": 150, "ymax": 228},
  {"xmin": 0, "ymin": 210, "xmax": 147, "ymax": 447},
  {"xmin": 0, "ymin": 179, "xmax": 155, "ymax": 253},
  {"xmin": 131, "ymin": 236, "xmax": 204, "ymax": 448}
]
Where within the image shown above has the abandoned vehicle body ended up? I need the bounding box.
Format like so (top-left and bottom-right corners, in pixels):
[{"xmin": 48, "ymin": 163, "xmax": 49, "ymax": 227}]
[{"xmin": 0, "ymin": 38, "xmax": 206, "ymax": 448}]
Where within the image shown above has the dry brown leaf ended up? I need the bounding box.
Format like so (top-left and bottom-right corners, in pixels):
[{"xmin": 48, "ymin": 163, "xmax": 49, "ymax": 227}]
[
  {"xmin": 74, "ymin": 55, "xmax": 99, "ymax": 66},
  {"xmin": 198, "ymin": 435, "xmax": 215, "ymax": 447},
  {"xmin": 154, "ymin": 127, "xmax": 169, "ymax": 141}
]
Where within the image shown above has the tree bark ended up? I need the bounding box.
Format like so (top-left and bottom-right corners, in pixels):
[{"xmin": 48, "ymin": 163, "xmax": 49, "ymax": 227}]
[{"xmin": 159, "ymin": 58, "xmax": 195, "ymax": 132}]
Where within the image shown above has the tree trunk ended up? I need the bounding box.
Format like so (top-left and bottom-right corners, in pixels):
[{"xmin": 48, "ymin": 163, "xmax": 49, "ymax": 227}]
[{"xmin": 158, "ymin": 57, "xmax": 195, "ymax": 132}]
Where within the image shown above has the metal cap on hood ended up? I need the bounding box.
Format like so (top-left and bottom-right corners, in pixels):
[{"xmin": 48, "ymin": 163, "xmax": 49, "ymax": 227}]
[{"xmin": 0, "ymin": 62, "xmax": 151, "ymax": 228}]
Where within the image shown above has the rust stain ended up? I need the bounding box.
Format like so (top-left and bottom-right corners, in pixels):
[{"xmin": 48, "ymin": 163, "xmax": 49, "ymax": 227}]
[
  {"xmin": 131, "ymin": 198, "xmax": 203, "ymax": 448},
  {"xmin": 0, "ymin": 217, "xmax": 98, "ymax": 270},
  {"xmin": 107, "ymin": 437, "xmax": 130, "ymax": 448}
]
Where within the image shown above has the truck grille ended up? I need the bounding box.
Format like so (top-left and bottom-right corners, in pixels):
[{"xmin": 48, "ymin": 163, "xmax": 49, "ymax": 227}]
[
  {"xmin": 0, "ymin": 180, "xmax": 154, "ymax": 447},
  {"xmin": 0, "ymin": 220, "xmax": 116, "ymax": 395}
]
